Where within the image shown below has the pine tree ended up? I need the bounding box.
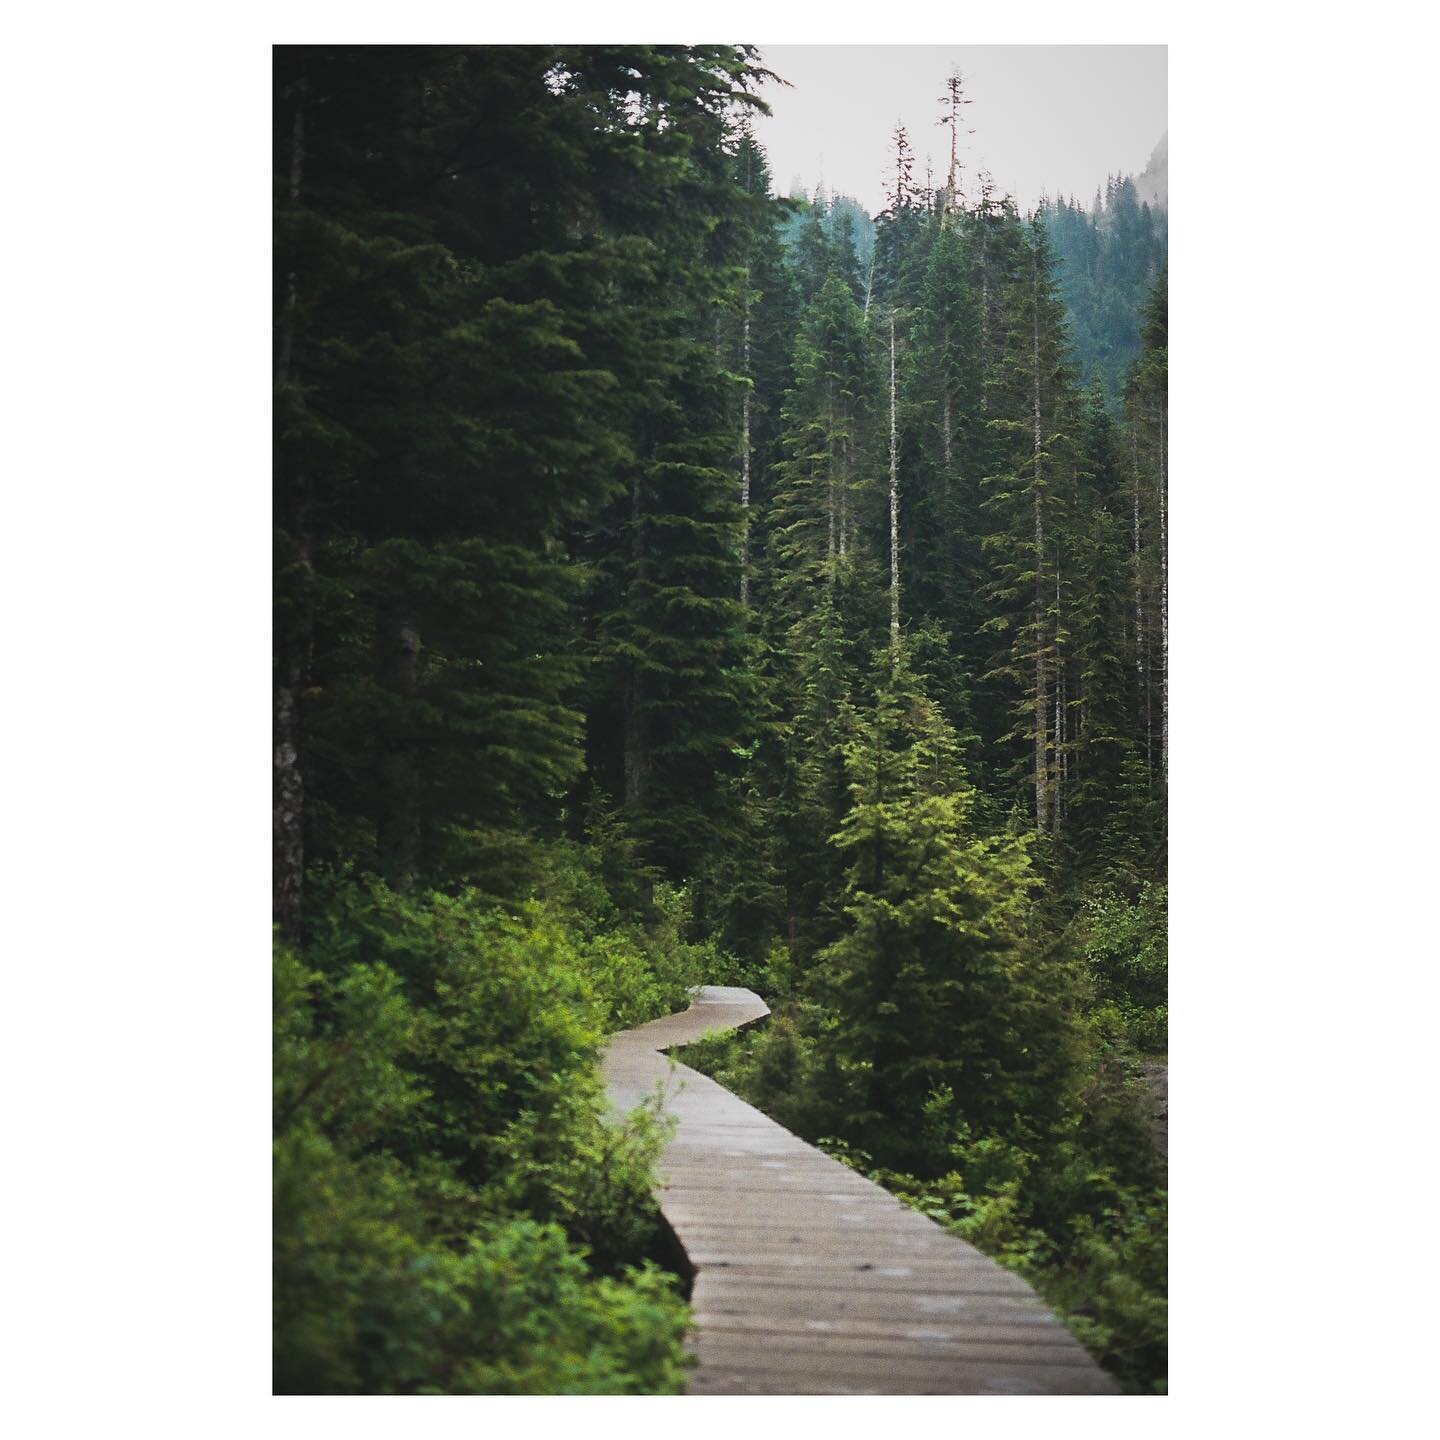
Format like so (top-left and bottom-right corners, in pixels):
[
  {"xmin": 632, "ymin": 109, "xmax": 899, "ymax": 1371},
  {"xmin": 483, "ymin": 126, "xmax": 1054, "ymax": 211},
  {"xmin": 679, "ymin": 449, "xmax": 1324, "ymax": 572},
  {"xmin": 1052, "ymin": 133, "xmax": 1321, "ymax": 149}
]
[
  {"xmin": 909, "ymin": 219, "xmax": 983, "ymax": 629},
  {"xmin": 769, "ymin": 271, "xmax": 873, "ymax": 591},
  {"xmin": 1044, "ymin": 169, "xmax": 1168, "ymax": 400},
  {"xmin": 1125, "ymin": 270, "xmax": 1168, "ymax": 816},
  {"xmin": 578, "ymin": 71, "xmax": 773, "ymax": 884},
  {"xmin": 979, "ymin": 214, "xmax": 1079, "ymax": 833},
  {"xmin": 789, "ymin": 194, "xmax": 835, "ymax": 306},
  {"xmin": 274, "ymin": 44, "xmax": 773, "ymax": 916},
  {"xmin": 1063, "ymin": 387, "xmax": 1150, "ymax": 877},
  {"xmin": 726, "ymin": 125, "xmax": 798, "ymax": 613},
  {"xmin": 811, "ymin": 653, "xmax": 1071, "ymax": 1171},
  {"xmin": 936, "ymin": 67, "xmax": 975, "ymax": 217}
]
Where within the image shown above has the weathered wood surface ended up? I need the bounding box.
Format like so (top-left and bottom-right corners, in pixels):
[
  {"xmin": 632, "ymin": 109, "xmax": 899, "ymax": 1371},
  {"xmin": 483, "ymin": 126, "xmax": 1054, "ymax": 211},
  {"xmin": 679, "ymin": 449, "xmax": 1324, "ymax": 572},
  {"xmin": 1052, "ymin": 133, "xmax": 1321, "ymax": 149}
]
[{"xmin": 602, "ymin": 985, "xmax": 1118, "ymax": 1396}]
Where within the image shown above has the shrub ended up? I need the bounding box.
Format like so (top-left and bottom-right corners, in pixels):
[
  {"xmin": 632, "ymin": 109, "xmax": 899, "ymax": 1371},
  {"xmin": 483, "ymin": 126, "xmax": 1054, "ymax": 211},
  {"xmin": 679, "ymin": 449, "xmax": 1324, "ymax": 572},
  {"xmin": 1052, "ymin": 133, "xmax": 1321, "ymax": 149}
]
[
  {"xmin": 1076, "ymin": 883, "xmax": 1168, "ymax": 1053},
  {"xmin": 274, "ymin": 887, "xmax": 692, "ymax": 1393}
]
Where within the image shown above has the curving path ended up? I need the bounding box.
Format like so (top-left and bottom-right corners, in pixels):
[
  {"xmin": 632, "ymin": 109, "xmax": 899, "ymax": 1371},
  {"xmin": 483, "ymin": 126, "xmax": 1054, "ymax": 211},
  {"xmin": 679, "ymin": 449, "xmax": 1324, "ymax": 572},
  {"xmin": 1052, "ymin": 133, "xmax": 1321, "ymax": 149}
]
[{"xmin": 603, "ymin": 985, "xmax": 1118, "ymax": 1396}]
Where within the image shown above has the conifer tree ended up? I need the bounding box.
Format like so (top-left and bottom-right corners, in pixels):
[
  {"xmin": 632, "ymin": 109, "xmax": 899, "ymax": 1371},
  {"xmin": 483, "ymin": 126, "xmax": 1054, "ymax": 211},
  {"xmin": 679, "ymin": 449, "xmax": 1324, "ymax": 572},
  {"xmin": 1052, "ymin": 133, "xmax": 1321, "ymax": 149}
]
[
  {"xmin": 811, "ymin": 653, "xmax": 1071, "ymax": 1171},
  {"xmin": 870, "ymin": 127, "xmax": 931, "ymax": 312},
  {"xmin": 1063, "ymin": 387, "xmax": 1150, "ymax": 876},
  {"xmin": 790, "ymin": 194, "xmax": 835, "ymax": 306},
  {"xmin": 579, "ymin": 76, "xmax": 772, "ymax": 883},
  {"xmin": 726, "ymin": 124, "xmax": 798, "ymax": 613},
  {"xmin": 979, "ymin": 215, "xmax": 1079, "ymax": 832},
  {"xmin": 273, "ymin": 44, "xmax": 773, "ymax": 917},
  {"xmin": 1126, "ymin": 270, "xmax": 1168, "ymax": 812},
  {"xmin": 769, "ymin": 271, "xmax": 873, "ymax": 591},
  {"xmin": 936, "ymin": 67, "xmax": 975, "ymax": 217},
  {"xmin": 909, "ymin": 219, "xmax": 983, "ymax": 629}
]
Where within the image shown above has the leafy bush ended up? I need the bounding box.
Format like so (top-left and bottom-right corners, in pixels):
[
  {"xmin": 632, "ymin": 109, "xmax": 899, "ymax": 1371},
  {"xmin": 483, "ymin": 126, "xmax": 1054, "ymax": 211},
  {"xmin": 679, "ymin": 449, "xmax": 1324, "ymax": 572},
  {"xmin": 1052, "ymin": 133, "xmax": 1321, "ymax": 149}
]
[
  {"xmin": 1075, "ymin": 883, "xmax": 1168, "ymax": 1053},
  {"xmin": 275, "ymin": 1137, "xmax": 690, "ymax": 1396},
  {"xmin": 1039, "ymin": 1190, "xmax": 1168, "ymax": 1394},
  {"xmin": 674, "ymin": 1001, "xmax": 838, "ymax": 1140},
  {"xmin": 815, "ymin": 1123, "xmax": 1167, "ymax": 1394},
  {"xmin": 274, "ymin": 880, "xmax": 693, "ymax": 1394},
  {"xmin": 686, "ymin": 1005, "xmax": 1167, "ymax": 1395}
]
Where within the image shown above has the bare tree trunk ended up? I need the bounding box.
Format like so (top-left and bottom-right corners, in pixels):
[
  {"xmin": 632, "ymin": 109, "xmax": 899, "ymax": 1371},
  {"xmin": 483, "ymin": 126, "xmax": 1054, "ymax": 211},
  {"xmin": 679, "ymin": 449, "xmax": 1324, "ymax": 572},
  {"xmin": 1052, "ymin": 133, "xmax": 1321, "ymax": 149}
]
[
  {"xmin": 1132, "ymin": 429, "xmax": 1148, "ymax": 773},
  {"xmin": 940, "ymin": 312, "xmax": 955, "ymax": 613},
  {"xmin": 623, "ymin": 674, "xmax": 648, "ymax": 807},
  {"xmin": 977, "ymin": 209, "xmax": 992, "ymax": 399},
  {"xmin": 273, "ymin": 608, "xmax": 308, "ymax": 937},
  {"xmin": 863, "ymin": 252, "xmax": 875, "ymax": 322},
  {"xmin": 978, "ymin": 264, "xmax": 989, "ymax": 390},
  {"xmin": 740, "ymin": 273, "xmax": 752, "ymax": 608},
  {"xmin": 889, "ymin": 311, "xmax": 900, "ymax": 651},
  {"xmin": 277, "ymin": 93, "xmax": 304, "ymax": 384},
  {"xmin": 624, "ymin": 470, "xmax": 650, "ymax": 809},
  {"xmin": 1055, "ymin": 560, "xmax": 1064, "ymax": 833},
  {"xmin": 274, "ymin": 80, "xmax": 308, "ymax": 940},
  {"xmin": 1032, "ymin": 289, "xmax": 1049, "ymax": 832},
  {"xmin": 1145, "ymin": 633, "xmax": 1153, "ymax": 776},
  {"xmin": 838, "ymin": 434, "xmax": 849, "ymax": 559},
  {"xmin": 378, "ymin": 612, "xmax": 422, "ymax": 891},
  {"xmin": 1158, "ymin": 404, "xmax": 1168, "ymax": 793},
  {"xmin": 827, "ymin": 381, "xmax": 837, "ymax": 566}
]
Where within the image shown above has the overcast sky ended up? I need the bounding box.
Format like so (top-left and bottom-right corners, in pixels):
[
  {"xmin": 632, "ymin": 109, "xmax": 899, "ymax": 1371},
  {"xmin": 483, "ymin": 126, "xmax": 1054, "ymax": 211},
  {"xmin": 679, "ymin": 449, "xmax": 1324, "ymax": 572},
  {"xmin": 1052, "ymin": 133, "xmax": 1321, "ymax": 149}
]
[{"xmin": 752, "ymin": 46, "xmax": 1167, "ymax": 217}]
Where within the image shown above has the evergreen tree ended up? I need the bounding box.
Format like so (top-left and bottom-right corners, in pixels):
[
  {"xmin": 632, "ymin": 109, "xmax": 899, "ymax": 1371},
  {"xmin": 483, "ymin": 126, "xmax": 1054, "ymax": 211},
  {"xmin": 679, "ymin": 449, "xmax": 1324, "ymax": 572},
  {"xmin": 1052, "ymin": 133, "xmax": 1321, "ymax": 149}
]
[
  {"xmin": 726, "ymin": 124, "xmax": 799, "ymax": 613},
  {"xmin": 274, "ymin": 46, "xmax": 1170, "ymax": 1399},
  {"xmin": 768, "ymin": 270, "xmax": 874, "ymax": 592},
  {"xmin": 812, "ymin": 653, "xmax": 1073, "ymax": 1171},
  {"xmin": 979, "ymin": 215, "xmax": 1079, "ymax": 833},
  {"xmin": 788, "ymin": 193, "xmax": 835, "ymax": 305},
  {"xmin": 1125, "ymin": 270, "xmax": 1168, "ymax": 821},
  {"xmin": 274, "ymin": 45, "xmax": 773, "ymax": 921},
  {"xmin": 908, "ymin": 218, "xmax": 983, "ymax": 631},
  {"xmin": 1042, "ymin": 171, "xmax": 1168, "ymax": 401},
  {"xmin": 1063, "ymin": 387, "xmax": 1151, "ymax": 878}
]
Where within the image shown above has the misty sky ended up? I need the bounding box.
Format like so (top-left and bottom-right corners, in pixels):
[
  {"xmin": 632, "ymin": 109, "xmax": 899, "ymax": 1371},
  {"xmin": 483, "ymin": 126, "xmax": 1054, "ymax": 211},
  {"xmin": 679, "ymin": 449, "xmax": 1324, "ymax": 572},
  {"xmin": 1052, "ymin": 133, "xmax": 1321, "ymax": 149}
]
[{"xmin": 753, "ymin": 46, "xmax": 1167, "ymax": 217}]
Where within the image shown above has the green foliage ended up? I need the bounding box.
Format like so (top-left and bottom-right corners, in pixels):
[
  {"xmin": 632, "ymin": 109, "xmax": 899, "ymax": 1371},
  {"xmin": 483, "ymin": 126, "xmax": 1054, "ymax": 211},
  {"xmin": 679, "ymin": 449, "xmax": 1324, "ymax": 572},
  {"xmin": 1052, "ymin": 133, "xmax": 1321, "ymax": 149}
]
[
  {"xmin": 1039, "ymin": 1190, "xmax": 1168, "ymax": 1393},
  {"xmin": 1073, "ymin": 883, "xmax": 1168, "ymax": 1052},
  {"xmin": 275, "ymin": 45, "xmax": 1169, "ymax": 1398},
  {"xmin": 677, "ymin": 1003, "xmax": 833, "ymax": 1140},
  {"xmin": 1042, "ymin": 178, "xmax": 1168, "ymax": 403},
  {"xmin": 807, "ymin": 655, "xmax": 1079, "ymax": 1166},
  {"xmin": 275, "ymin": 879, "xmax": 695, "ymax": 1392},
  {"xmin": 275, "ymin": 1167, "xmax": 689, "ymax": 1396},
  {"xmin": 813, "ymin": 1126, "xmax": 1166, "ymax": 1394}
]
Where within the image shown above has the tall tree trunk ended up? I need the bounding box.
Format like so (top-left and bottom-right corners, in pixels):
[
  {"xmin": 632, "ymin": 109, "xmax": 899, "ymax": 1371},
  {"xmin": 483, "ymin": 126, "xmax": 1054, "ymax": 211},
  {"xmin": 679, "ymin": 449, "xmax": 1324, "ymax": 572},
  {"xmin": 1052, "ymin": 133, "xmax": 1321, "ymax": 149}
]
[
  {"xmin": 940, "ymin": 317, "xmax": 955, "ymax": 613},
  {"xmin": 889, "ymin": 311, "xmax": 900, "ymax": 650},
  {"xmin": 827, "ymin": 381, "xmax": 837, "ymax": 566},
  {"xmin": 624, "ymin": 470, "xmax": 650, "ymax": 808},
  {"xmin": 740, "ymin": 273, "xmax": 752, "ymax": 608},
  {"xmin": 274, "ymin": 79, "xmax": 309, "ymax": 940},
  {"xmin": 978, "ymin": 256, "xmax": 989, "ymax": 388},
  {"xmin": 1158, "ymin": 402, "xmax": 1168, "ymax": 794},
  {"xmin": 274, "ymin": 604, "xmax": 308, "ymax": 938},
  {"xmin": 378, "ymin": 611, "xmax": 422, "ymax": 891},
  {"xmin": 623, "ymin": 673, "xmax": 648, "ymax": 807},
  {"xmin": 1132, "ymin": 429, "xmax": 1148, "ymax": 773},
  {"xmin": 1032, "ymin": 287, "xmax": 1050, "ymax": 833},
  {"xmin": 1055, "ymin": 559, "xmax": 1064, "ymax": 833},
  {"xmin": 277, "ymin": 91, "xmax": 304, "ymax": 384}
]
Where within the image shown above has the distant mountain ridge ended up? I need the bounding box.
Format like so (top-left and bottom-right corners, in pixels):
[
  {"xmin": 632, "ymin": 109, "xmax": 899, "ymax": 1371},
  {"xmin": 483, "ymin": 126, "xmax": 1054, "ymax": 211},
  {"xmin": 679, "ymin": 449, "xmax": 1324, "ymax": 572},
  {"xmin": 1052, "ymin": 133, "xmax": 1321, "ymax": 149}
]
[
  {"xmin": 1042, "ymin": 133, "xmax": 1168, "ymax": 401},
  {"xmin": 1133, "ymin": 133, "xmax": 1168, "ymax": 210}
]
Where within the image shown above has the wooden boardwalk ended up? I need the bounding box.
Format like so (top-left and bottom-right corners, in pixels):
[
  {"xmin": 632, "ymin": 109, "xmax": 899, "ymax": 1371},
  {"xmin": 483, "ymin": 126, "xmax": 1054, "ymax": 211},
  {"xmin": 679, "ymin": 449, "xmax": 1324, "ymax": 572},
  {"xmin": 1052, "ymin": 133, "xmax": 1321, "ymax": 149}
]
[{"xmin": 603, "ymin": 986, "xmax": 1118, "ymax": 1396}]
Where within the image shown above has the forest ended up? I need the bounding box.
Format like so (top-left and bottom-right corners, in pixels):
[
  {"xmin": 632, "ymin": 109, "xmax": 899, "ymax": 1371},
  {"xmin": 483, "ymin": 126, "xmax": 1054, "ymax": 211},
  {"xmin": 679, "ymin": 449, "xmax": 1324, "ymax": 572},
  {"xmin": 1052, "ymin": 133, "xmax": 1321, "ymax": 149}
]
[{"xmin": 273, "ymin": 43, "xmax": 1168, "ymax": 1396}]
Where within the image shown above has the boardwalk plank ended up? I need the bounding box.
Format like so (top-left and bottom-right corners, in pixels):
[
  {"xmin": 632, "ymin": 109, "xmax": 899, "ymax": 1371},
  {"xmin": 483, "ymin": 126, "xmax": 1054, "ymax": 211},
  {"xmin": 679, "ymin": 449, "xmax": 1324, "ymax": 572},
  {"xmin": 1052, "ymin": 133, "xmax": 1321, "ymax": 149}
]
[{"xmin": 602, "ymin": 986, "xmax": 1117, "ymax": 1396}]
